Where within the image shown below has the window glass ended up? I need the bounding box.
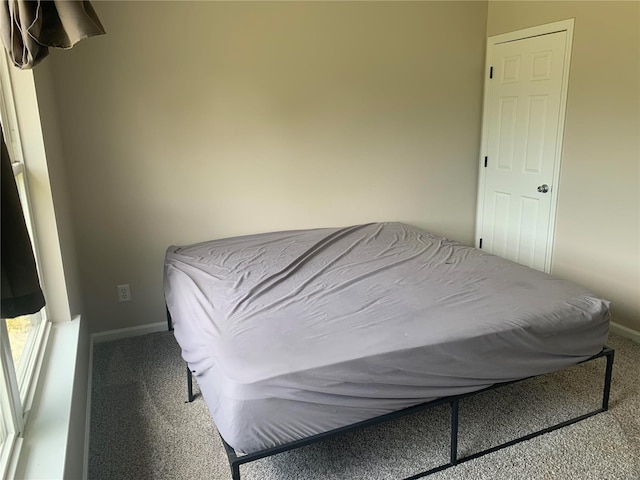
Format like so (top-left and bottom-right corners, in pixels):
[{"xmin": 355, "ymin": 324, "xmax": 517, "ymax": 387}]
[
  {"xmin": 5, "ymin": 317, "xmax": 29, "ymax": 367},
  {"xmin": 6, "ymin": 316, "xmax": 37, "ymax": 371}
]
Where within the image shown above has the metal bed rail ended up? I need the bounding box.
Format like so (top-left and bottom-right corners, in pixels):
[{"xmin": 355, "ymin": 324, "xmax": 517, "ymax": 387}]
[
  {"xmin": 167, "ymin": 306, "xmax": 614, "ymax": 480},
  {"xmin": 220, "ymin": 347, "xmax": 614, "ymax": 480}
]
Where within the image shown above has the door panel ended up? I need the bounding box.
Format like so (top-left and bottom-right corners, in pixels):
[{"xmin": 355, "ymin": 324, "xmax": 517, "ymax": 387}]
[{"xmin": 480, "ymin": 30, "xmax": 568, "ymax": 271}]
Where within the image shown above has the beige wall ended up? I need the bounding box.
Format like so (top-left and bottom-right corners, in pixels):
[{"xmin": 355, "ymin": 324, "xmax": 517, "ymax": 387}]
[
  {"xmin": 43, "ymin": 1, "xmax": 487, "ymax": 333},
  {"xmin": 488, "ymin": 1, "xmax": 640, "ymax": 331}
]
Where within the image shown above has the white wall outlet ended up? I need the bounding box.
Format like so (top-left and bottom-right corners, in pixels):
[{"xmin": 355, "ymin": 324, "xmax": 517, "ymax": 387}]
[{"xmin": 117, "ymin": 284, "xmax": 131, "ymax": 302}]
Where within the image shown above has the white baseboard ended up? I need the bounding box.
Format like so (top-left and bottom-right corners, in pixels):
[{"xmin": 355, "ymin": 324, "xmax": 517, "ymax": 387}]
[
  {"xmin": 91, "ymin": 321, "xmax": 167, "ymax": 344},
  {"xmin": 610, "ymin": 321, "xmax": 640, "ymax": 344}
]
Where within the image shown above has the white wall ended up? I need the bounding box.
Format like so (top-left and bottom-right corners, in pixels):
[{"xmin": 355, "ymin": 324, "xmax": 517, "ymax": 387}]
[
  {"xmin": 487, "ymin": 1, "xmax": 640, "ymax": 331},
  {"xmin": 44, "ymin": 1, "xmax": 488, "ymax": 333}
]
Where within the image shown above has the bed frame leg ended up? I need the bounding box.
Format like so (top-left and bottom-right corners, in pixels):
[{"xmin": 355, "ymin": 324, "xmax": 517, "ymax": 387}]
[
  {"xmin": 450, "ymin": 399, "xmax": 459, "ymax": 466},
  {"xmin": 602, "ymin": 348, "xmax": 614, "ymax": 411},
  {"xmin": 166, "ymin": 305, "xmax": 173, "ymax": 331},
  {"xmin": 231, "ymin": 462, "xmax": 241, "ymax": 480},
  {"xmin": 186, "ymin": 366, "xmax": 195, "ymax": 403}
]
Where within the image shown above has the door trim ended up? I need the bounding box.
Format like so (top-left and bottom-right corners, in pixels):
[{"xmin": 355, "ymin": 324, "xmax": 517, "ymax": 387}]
[{"xmin": 475, "ymin": 19, "xmax": 575, "ymax": 273}]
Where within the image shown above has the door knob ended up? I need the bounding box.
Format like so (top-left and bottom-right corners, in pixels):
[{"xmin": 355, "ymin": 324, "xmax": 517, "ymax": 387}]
[{"xmin": 537, "ymin": 184, "xmax": 550, "ymax": 193}]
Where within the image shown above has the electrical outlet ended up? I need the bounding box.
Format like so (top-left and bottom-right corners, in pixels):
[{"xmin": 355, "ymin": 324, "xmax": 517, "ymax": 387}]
[{"xmin": 117, "ymin": 284, "xmax": 131, "ymax": 302}]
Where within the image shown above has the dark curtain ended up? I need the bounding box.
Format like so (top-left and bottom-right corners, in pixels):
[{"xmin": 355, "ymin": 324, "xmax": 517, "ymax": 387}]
[
  {"xmin": 0, "ymin": 0, "xmax": 105, "ymax": 69},
  {"xmin": 1, "ymin": 125, "xmax": 45, "ymax": 318}
]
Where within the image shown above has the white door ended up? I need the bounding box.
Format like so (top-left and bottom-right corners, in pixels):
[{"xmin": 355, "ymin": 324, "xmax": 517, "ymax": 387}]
[{"xmin": 476, "ymin": 21, "xmax": 573, "ymax": 273}]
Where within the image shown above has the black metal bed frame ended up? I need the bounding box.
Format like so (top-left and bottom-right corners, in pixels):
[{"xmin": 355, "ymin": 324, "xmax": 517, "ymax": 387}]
[{"xmin": 167, "ymin": 309, "xmax": 615, "ymax": 480}]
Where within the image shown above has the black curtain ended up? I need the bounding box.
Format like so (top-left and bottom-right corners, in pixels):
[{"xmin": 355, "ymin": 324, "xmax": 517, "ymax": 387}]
[{"xmin": 1, "ymin": 125, "xmax": 45, "ymax": 318}]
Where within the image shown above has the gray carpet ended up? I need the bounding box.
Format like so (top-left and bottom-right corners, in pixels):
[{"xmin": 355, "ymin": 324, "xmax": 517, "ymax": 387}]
[{"xmin": 89, "ymin": 332, "xmax": 640, "ymax": 480}]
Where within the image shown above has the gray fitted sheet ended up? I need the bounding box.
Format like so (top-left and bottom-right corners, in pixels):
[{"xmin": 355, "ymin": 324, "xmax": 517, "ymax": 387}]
[{"xmin": 164, "ymin": 222, "xmax": 609, "ymax": 454}]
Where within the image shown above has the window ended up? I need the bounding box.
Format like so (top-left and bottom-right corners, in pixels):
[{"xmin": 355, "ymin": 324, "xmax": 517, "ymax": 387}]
[
  {"xmin": 0, "ymin": 50, "xmax": 50, "ymax": 478},
  {"xmin": 4, "ymin": 151, "xmax": 48, "ymax": 401},
  {"xmin": 1, "ymin": 319, "xmax": 24, "ymax": 478}
]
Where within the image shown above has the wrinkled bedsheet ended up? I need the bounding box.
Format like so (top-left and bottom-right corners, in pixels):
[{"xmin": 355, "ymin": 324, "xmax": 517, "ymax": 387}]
[{"xmin": 164, "ymin": 222, "xmax": 609, "ymax": 453}]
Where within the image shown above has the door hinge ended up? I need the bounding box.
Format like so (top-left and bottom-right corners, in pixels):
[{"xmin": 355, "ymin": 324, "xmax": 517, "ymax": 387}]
[
  {"xmin": 479, "ymin": 238, "xmax": 483, "ymax": 249},
  {"xmin": 484, "ymin": 156, "xmax": 488, "ymax": 167},
  {"xmin": 489, "ymin": 66, "xmax": 493, "ymax": 79}
]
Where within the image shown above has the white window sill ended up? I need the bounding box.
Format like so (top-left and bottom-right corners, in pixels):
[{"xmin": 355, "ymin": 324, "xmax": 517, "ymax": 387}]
[{"xmin": 10, "ymin": 316, "xmax": 81, "ymax": 480}]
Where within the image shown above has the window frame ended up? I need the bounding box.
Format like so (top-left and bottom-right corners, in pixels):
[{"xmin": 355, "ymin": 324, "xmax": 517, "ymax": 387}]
[
  {"xmin": 0, "ymin": 320, "xmax": 23, "ymax": 480},
  {"xmin": 0, "ymin": 50, "xmax": 51, "ymax": 479}
]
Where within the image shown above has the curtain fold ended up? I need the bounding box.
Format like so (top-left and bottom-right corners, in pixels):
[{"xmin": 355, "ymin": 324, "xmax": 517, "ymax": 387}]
[
  {"xmin": 0, "ymin": 0, "xmax": 105, "ymax": 69},
  {"xmin": 1, "ymin": 125, "xmax": 45, "ymax": 318}
]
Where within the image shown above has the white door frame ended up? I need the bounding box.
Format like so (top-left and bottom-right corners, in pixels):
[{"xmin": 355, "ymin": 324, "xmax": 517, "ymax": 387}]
[{"xmin": 475, "ymin": 19, "xmax": 575, "ymax": 273}]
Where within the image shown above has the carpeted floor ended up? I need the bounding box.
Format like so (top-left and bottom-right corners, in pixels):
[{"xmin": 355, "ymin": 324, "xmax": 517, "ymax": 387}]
[{"xmin": 89, "ymin": 332, "xmax": 640, "ymax": 480}]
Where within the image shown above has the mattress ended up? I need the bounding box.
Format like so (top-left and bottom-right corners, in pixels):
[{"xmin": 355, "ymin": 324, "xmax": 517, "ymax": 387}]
[{"xmin": 164, "ymin": 222, "xmax": 610, "ymax": 454}]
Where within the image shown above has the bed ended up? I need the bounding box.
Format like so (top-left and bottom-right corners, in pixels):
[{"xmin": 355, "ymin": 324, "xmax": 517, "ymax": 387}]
[{"xmin": 164, "ymin": 222, "xmax": 613, "ymax": 479}]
